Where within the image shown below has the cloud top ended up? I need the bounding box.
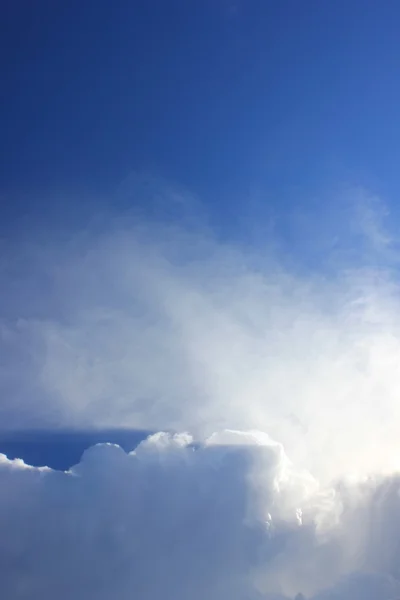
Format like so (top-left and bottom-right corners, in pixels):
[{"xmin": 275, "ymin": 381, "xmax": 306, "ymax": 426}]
[{"xmin": 1, "ymin": 430, "xmax": 400, "ymax": 600}]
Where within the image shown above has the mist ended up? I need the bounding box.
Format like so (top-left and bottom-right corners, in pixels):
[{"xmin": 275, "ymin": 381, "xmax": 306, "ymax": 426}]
[{"xmin": 1, "ymin": 183, "xmax": 399, "ymax": 484}]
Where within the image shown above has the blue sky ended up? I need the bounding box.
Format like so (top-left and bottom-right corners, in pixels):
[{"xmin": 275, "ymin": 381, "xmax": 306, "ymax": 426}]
[
  {"xmin": 3, "ymin": 1, "xmax": 400, "ymax": 226},
  {"xmin": 4, "ymin": 3, "xmax": 400, "ymax": 599}
]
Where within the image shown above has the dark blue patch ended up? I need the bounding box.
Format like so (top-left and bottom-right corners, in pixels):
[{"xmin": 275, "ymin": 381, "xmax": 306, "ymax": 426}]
[{"xmin": 0, "ymin": 428, "xmax": 151, "ymax": 470}]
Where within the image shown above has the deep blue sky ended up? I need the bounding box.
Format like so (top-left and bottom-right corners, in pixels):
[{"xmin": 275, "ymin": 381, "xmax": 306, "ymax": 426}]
[{"xmin": 3, "ymin": 0, "xmax": 400, "ymax": 223}]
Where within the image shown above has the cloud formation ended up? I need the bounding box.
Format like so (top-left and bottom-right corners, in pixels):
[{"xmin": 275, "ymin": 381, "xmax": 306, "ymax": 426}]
[
  {"xmin": 2, "ymin": 183, "xmax": 400, "ymax": 599},
  {"xmin": 1, "ymin": 430, "xmax": 400, "ymax": 600},
  {"xmin": 0, "ymin": 185, "xmax": 400, "ymax": 481}
]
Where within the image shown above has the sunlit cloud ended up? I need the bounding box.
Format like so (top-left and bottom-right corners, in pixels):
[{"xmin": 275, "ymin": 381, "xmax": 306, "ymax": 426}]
[
  {"xmin": 1, "ymin": 430, "xmax": 400, "ymax": 599},
  {"xmin": 1, "ymin": 183, "xmax": 399, "ymax": 481},
  {"xmin": 2, "ymin": 181, "xmax": 400, "ymax": 598}
]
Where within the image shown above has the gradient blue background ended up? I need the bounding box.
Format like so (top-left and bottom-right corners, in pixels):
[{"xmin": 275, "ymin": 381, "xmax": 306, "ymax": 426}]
[
  {"xmin": 2, "ymin": 0, "xmax": 400, "ymax": 466},
  {"xmin": 3, "ymin": 1, "xmax": 400, "ymax": 218}
]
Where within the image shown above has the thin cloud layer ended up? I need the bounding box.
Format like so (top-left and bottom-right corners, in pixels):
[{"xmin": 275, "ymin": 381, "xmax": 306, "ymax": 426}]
[
  {"xmin": 0, "ymin": 186, "xmax": 399, "ymax": 481},
  {"xmin": 1, "ymin": 430, "xmax": 400, "ymax": 600}
]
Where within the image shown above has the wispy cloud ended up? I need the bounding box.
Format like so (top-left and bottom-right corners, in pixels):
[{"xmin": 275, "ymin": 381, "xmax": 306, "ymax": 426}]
[{"xmin": 1, "ymin": 183, "xmax": 400, "ymax": 481}]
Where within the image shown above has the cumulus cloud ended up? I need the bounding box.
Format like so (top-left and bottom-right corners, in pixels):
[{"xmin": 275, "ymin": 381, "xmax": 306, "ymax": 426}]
[
  {"xmin": 2, "ymin": 181, "xmax": 400, "ymax": 598},
  {"xmin": 1, "ymin": 430, "xmax": 400, "ymax": 600}
]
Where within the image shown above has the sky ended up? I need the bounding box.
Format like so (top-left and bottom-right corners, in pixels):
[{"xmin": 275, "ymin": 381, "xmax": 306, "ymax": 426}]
[
  {"xmin": 3, "ymin": 1, "xmax": 400, "ymax": 223},
  {"xmin": 3, "ymin": 1, "xmax": 400, "ymax": 599}
]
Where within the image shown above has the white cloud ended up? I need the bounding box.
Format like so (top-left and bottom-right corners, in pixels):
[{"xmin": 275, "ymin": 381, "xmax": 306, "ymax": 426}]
[
  {"xmin": 1, "ymin": 187, "xmax": 400, "ymax": 481},
  {"xmin": 2, "ymin": 182, "xmax": 400, "ymax": 598},
  {"xmin": 1, "ymin": 431, "xmax": 400, "ymax": 599}
]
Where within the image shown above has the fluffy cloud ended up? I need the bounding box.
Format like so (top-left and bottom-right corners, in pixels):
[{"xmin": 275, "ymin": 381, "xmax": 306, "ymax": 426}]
[
  {"xmin": 1, "ymin": 430, "xmax": 400, "ymax": 600},
  {"xmin": 2, "ymin": 185, "xmax": 400, "ymax": 599}
]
